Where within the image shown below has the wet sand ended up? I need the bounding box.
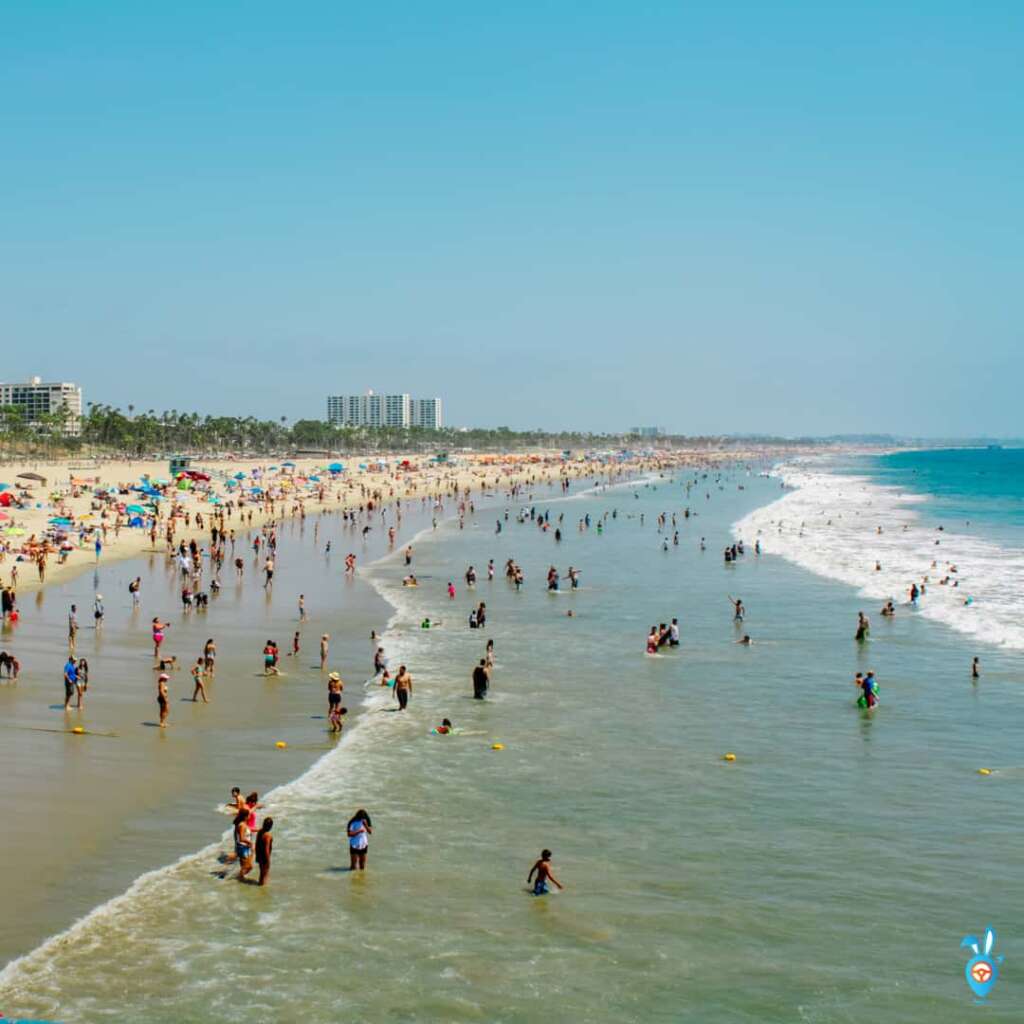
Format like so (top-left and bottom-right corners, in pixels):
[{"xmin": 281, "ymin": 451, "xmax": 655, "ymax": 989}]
[{"xmin": 0, "ymin": 507, "xmax": 405, "ymax": 965}]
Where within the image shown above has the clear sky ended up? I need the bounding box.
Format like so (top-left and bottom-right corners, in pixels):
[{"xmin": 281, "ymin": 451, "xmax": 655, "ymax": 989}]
[{"xmin": 2, "ymin": 2, "xmax": 1020, "ymax": 435}]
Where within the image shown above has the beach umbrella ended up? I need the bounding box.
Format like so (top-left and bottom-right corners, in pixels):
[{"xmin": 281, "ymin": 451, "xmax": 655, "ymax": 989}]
[
  {"xmin": 0, "ymin": 512, "xmax": 9, "ymax": 521},
  {"xmin": 328, "ymin": 462, "xmax": 343, "ymax": 472},
  {"xmin": 4, "ymin": 527, "xmax": 25, "ymax": 536},
  {"xmin": 282, "ymin": 460, "xmax": 295, "ymax": 467},
  {"xmin": 0, "ymin": 483, "xmax": 9, "ymax": 491},
  {"xmin": 126, "ymin": 504, "xmax": 146, "ymax": 513},
  {"xmin": 268, "ymin": 465, "xmax": 278, "ymax": 471},
  {"xmin": 308, "ymin": 475, "xmax": 320, "ymax": 481},
  {"xmin": 234, "ymin": 472, "xmax": 246, "ymax": 479},
  {"xmin": 49, "ymin": 517, "xmax": 73, "ymax": 526}
]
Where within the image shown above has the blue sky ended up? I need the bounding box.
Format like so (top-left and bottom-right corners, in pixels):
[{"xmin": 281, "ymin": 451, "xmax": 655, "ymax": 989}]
[{"xmin": 2, "ymin": 2, "xmax": 1020, "ymax": 435}]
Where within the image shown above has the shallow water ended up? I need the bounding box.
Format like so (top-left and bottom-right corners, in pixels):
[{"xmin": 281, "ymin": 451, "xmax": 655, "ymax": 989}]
[{"xmin": 2, "ymin": 470, "xmax": 1022, "ymax": 1022}]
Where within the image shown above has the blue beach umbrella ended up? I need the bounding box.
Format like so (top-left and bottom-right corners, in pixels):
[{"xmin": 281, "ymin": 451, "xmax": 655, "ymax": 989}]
[
  {"xmin": 125, "ymin": 504, "xmax": 145, "ymax": 513},
  {"xmin": 282, "ymin": 460, "xmax": 295, "ymax": 467},
  {"xmin": 0, "ymin": 483, "xmax": 9, "ymax": 491},
  {"xmin": 234, "ymin": 472, "xmax": 246, "ymax": 480},
  {"xmin": 328, "ymin": 462, "xmax": 343, "ymax": 472},
  {"xmin": 308, "ymin": 475, "xmax": 320, "ymax": 481}
]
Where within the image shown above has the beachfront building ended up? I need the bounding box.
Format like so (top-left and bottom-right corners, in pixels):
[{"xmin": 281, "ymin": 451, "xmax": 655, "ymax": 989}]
[
  {"xmin": 410, "ymin": 397, "xmax": 443, "ymax": 430},
  {"xmin": 629, "ymin": 426, "xmax": 664, "ymax": 438},
  {"xmin": 0, "ymin": 377, "xmax": 83, "ymax": 435},
  {"xmin": 327, "ymin": 391, "xmax": 443, "ymax": 430}
]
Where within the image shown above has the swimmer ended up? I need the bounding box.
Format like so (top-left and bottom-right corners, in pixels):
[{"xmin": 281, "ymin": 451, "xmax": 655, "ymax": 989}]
[
  {"xmin": 880, "ymin": 600, "xmax": 895, "ymax": 617},
  {"xmin": 735, "ymin": 634, "xmax": 753, "ymax": 645},
  {"xmin": 972, "ymin": 656, "xmax": 980, "ymax": 679},
  {"xmin": 433, "ymin": 717, "xmax": 454, "ymax": 735},
  {"xmin": 527, "ymin": 848, "xmax": 564, "ymax": 896}
]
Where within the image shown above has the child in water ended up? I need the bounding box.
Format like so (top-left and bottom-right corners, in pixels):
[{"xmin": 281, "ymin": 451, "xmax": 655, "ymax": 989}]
[
  {"xmin": 329, "ymin": 703, "xmax": 348, "ymax": 733},
  {"xmin": 527, "ymin": 849, "xmax": 564, "ymax": 896}
]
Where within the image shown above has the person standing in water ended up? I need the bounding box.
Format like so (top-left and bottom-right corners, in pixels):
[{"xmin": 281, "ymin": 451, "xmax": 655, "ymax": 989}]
[
  {"xmin": 191, "ymin": 658, "xmax": 209, "ymax": 702},
  {"xmin": 393, "ymin": 665, "xmax": 413, "ymax": 710},
  {"xmin": 347, "ymin": 809, "xmax": 372, "ymax": 870},
  {"xmin": 855, "ymin": 612, "xmax": 870, "ymax": 642},
  {"xmin": 255, "ymin": 817, "xmax": 274, "ymax": 886},
  {"xmin": 472, "ymin": 658, "xmax": 490, "ymax": 699},
  {"xmin": 527, "ymin": 849, "xmax": 564, "ymax": 896},
  {"xmin": 728, "ymin": 596, "xmax": 744, "ymax": 622},
  {"xmin": 972, "ymin": 656, "xmax": 980, "ymax": 679}
]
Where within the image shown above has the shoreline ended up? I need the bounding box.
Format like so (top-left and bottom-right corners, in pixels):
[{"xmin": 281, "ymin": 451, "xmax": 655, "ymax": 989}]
[{"xmin": 0, "ymin": 457, "xmax": 664, "ymax": 973}]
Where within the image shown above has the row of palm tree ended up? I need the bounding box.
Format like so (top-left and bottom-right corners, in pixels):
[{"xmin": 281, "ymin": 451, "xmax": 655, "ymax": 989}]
[{"xmin": 0, "ymin": 402, "xmax": 814, "ymax": 457}]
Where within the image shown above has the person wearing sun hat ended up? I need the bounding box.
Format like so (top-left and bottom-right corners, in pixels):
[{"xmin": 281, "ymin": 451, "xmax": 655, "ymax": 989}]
[{"xmin": 327, "ymin": 671, "xmax": 343, "ymax": 717}]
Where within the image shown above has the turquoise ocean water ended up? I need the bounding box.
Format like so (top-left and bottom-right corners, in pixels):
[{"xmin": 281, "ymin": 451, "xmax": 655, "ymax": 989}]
[{"xmin": 1, "ymin": 458, "xmax": 1022, "ymax": 1022}]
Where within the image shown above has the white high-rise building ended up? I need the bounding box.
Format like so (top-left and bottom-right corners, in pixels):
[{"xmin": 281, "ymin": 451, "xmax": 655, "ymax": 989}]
[
  {"xmin": 326, "ymin": 390, "xmax": 421, "ymax": 429},
  {"xmin": 410, "ymin": 397, "xmax": 443, "ymax": 429},
  {"xmin": 0, "ymin": 377, "xmax": 83, "ymax": 436}
]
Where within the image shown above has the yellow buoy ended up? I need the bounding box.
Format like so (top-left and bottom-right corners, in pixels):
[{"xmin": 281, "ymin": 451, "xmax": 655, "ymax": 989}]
[
  {"xmin": 492, "ymin": 743, "xmax": 504, "ymax": 750},
  {"xmin": 275, "ymin": 740, "xmax": 288, "ymax": 749},
  {"xmin": 71, "ymin": 726, "xmax": 85, "ymax": 735},
  {"xmin": 978, "ymin": 767, "xmax": 992, "ymax": 775},
  {"xmin": 723, "ymin": 752, "xmax": 736, "ymax": 762}
]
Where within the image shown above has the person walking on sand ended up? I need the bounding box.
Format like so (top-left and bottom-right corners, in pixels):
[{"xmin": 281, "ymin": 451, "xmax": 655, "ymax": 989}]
[
  {"xmin": 320, "ymin": 634, "xmax": 329, "ymax": 671},
  {"xmin": 191, "ymin": 658, "xmax": 209, "ymax": 702},
  {"xmin": 347, "ymin": 809, "xmax": 372, "ymax": 871},
  {"xmin": 157, "ymin": 672, "xmax": 170, "ymax": 727},
  {"xmin": 255, "ymin": 817, "xmax": 274, "ymax": 886},
  {"xmin": 393, "ymin": 665, "xmax": 412, "ymax": 710},
  {"xmin": 527, "ymin": 849, "xmax": 564, "ymax": 896}
]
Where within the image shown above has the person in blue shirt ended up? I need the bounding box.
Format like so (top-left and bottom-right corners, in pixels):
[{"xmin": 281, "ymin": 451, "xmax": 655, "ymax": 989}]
[{"xmin": 63, "ymin": 656, "xmax": 80, "ymax": 710}]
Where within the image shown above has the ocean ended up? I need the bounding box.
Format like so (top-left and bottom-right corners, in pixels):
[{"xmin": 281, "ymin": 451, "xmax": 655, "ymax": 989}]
[{"xmin": 1, "ymin": 455, "xmax": 1022, "ymax": 1022}]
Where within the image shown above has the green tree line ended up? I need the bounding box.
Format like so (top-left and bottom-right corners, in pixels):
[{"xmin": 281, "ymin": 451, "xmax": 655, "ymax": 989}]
[{"xmin": 0, "ymin": 402, "xmax": 816, "ymax": 458}]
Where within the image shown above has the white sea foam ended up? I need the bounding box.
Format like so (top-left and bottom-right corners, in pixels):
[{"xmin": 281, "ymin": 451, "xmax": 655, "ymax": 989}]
[{"xmin": 733, "ymin": 463, "xmax": 1024, "ymax": 651}]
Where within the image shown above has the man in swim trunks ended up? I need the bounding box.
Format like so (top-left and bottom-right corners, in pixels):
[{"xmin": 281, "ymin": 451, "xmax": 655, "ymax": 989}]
[
  {"xmin": 527, "ymin": 849, "xmax": 564, "ymax": 896},
  {"xmin": 393, "ymin": 665, "xmax": 412, "ymax": 710},
  {"xmin": 63, "ymin": 655, "xmax": 79, "ymax": 710}
]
